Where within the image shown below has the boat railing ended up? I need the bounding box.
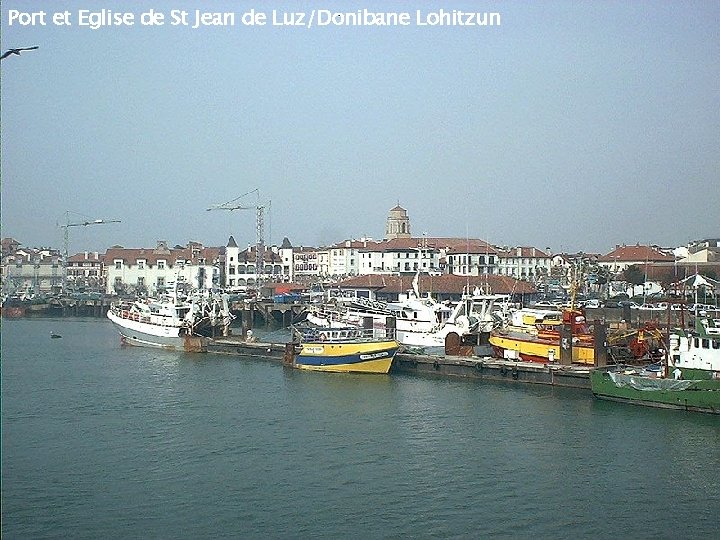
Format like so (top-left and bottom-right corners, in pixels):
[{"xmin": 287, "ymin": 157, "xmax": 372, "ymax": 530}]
[
  {"xmin": 112, "ymin": 306, "xmax": 185, "ymax": 328},
  {"xmin": 292, "ymin": 325, "xmax": 396, "ymax": 343}
]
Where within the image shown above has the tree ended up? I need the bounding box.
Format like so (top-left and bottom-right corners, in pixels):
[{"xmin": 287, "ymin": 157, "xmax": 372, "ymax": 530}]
[{"xmin": 622, "ymin": 264, "xmax": 646, "ymax": 286}]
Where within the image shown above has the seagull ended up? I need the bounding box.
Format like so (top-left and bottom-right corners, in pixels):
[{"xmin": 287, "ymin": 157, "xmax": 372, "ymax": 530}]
[{"xmin": 1, "ymin": 46, "xmax": 39, "ymax": 60}]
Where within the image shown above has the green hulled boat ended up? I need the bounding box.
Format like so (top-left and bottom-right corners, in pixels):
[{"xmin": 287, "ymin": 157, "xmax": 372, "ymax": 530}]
[{"xmin": 591, "ymin": 317, "xmax": 720, "ymax": 414}]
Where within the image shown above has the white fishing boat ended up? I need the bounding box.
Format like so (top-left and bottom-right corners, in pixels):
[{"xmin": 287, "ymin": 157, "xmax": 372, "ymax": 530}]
[
  {"xmin": 107, "ymin": 288, "xmax": 234, "ymax": 350},
  {"xmin": 304, "ymin": 273, "xmax": 507, "ymax": 348},
  {"xmin": 396, "ymin": 288, "xmax": 506, "ymax": 348}
]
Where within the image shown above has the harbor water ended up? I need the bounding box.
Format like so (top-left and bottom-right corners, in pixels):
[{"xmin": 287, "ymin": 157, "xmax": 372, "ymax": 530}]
[{"xmin": 2, "ymin": 318, "xmax": 719, "ymax": 539}]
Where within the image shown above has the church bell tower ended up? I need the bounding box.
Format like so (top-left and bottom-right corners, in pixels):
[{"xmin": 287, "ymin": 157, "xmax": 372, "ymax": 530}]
[{"xmin": 385, "ymin": 205, "xmax": 411, "ymax": 240}]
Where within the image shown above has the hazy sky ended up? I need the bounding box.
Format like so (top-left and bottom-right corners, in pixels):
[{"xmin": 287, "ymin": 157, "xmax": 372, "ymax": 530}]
[{"xmin": 2, "ymin": 1, "xmax": 718, "ymax": 256}]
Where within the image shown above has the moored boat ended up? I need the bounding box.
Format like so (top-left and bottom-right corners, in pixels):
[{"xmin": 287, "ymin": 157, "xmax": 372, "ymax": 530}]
[
  {"xmin": 489, "ymin": 307, "xmax": 596, "ymax": 364},
  {"xmin": 287, "ymin": 326, "xmax": 399, "ymax": 374},
  {"xmin": 107, "ymin": 288, "xmax": 234, "ymax": 350},
  {"xmin": 305, "ymin": 275, "xmax": 506, "ymax": 349},
  {"xmin": 590, "ymin": 317, "xmax": 720, "ymax": 414}
]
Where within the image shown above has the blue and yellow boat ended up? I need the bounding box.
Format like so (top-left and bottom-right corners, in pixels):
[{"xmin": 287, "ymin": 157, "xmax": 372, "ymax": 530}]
[{"xmin": 290, "ymin": 326, "xmax": 399, "ymax": 374}]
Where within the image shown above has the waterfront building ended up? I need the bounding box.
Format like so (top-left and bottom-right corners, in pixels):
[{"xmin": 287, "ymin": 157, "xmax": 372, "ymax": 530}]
[
  {"xmin": 496, "ymin": 246, "xmax": 552, "ymax": 281},
  {"xmin": 1, "ymin": 247, "xmax": 63, "ymax": 295},
  {"xmin": 327, "ymin": 239, "xmax": 365, "ymax": 278},
  {"xmin": 66, "ymin": 251, "xmax": 104, "ymax": 292},
  {"xmin": 224, "ymin": 236, "xmax": 292, "ymax": 289},
  {"xmin": 444, "ymin": 239, "xmax": 500, "ymax": 276},
  {"xmin": 293, "ymin": 246, "xmax": 325, "ymax": 282},
  {"xmin": 598, "ymin": 244, "xmax": 675, "ymax": 276},
  {"xmin": 104, "ymin": 241, "xmax": 222, "ymax": 295},
  {"xmin": 357, "ymin": 237, "xmax": 445, "ymax": 275}
]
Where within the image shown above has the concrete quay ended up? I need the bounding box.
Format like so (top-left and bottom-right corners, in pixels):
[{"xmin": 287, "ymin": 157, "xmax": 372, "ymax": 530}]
[
  {"xmin": 394, "ymin": 352, "xmax": 591, "ymax": 389},
  {"xmin": 203, "ymin": 336, "xmax": 592, "ymax": 389}
]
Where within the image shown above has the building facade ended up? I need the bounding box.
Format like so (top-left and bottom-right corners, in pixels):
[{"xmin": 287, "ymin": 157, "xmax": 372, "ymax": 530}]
[
  {"xmin": 105, "ymin": 241, "xmax": 222, "ymax": 295},
  {"xmin": 66, "ymin": 251, "xmax": 104, "ymax": 292},
  {"xmin": 497, "ymin": 247, "xmax": 552, "ymax": 281},
  {"xmin": 224, "ymin": 236, "xmax": 292, "ymax": 288}
]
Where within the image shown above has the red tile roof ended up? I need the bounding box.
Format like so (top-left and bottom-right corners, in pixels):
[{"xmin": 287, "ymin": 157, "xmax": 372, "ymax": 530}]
[
  {"xmin": 498, "ymin": 246, "xmax": 551, "ymax": 258},
  {"xmin": 598, "ymin": 244, "xmax": 674, "ymax": 263},
  {"xmin": 68, "ymin": 252, "xmax": 104, "ymax": 263},
  {"xmin": 105, "ymin": 245, "xmax": 222, "ymax": 266}
]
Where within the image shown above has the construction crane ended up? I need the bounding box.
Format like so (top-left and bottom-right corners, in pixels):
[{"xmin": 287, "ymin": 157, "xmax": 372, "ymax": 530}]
[
  {"xmin": 207, "ymin": 189, "xmax": 270, "ymax": 281},
  {"xmin": 59, "ymin": 212, "xmax": 121, "ymax": 290}
]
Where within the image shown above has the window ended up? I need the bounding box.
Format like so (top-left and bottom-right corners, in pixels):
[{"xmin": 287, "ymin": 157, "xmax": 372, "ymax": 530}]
[
  {"xmin": 158, "ymin": 260, "xmax": 166, "ymax": 269},
  {"xmin": 157, "ymin": 277, "xmax": 165, "ymax": 288},
  {"xmin": 115, "ymin": 260, "xmax": 122, "ymax": 270},
  {"xmin": 137, "ymin": 277, "xmax": 145, "ymax": 286},
  {"xmin": 137, "ymin": 260, "xmax": 145, "ymax": 269}
]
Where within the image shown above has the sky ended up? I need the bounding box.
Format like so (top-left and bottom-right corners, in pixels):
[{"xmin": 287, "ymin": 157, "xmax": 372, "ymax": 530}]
[{"xmin": 1, "ymin": 0, "xmax": 718, "ymax": 256}]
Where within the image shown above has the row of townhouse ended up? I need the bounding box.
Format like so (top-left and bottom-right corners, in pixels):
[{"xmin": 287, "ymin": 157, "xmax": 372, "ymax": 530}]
[
  {"xmin": 104, "ymin": 241, "xmax": 222, "ymax": 295},
  {"xmin": 0, "ymin": 237, "xmax": 567, "ymax": 295},
  {"xmin": 6, "ymin": 232, "xmax": 712, "ymax": 297},
  {"xmin": 1, "ymin": 243, "xmax": 64, "ymax": 295},
  {"xmin": 224, "ymin": 235, "xmax": 555, "ymax": 286}
]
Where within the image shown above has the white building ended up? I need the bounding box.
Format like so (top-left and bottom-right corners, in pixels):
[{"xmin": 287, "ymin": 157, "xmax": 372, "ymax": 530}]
[
  {"xmin": 497, "ymin": 247, "xmax": 552, "ymax": 280},
  {"xmin": 105, "ymin": 241, "xmax": 222, "ymax": 295},
  {"xmin": 2, "ymin": 248, "xmax": 64, "ymax": 295},
  {"xmin": 327, "ymin": 239, "xmax": 365, "ymax": 277},
  {"xmin": 67, "ymin": 251, "xmax": 104, "ymax": 291},
  {"xmin": 444, "ymin": 239, "xmax": 499, "ymax": 276},
  {"xmin": 224, "ymin": 236, "xmax": 292, "ymax": 288},
  {"xmin": 358, "ymin": 237, "xmax": 441, "ymax": 275}
]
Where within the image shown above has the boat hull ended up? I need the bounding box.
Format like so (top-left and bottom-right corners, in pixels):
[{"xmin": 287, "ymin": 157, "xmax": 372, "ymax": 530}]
[
  {"xmin": 590, "ymin": 369, "xmax": 720, "ymax": 414},
  {"xmin": 489, "ymin": 331, "xmax": 594, "ymax": 364},
  {"xmin": 294, "ymin": 340, "xmax": 399, "ymax": 374},
  {"xmin": 108, "ymin": 309, "xmax": 186, "ymax": 349}
]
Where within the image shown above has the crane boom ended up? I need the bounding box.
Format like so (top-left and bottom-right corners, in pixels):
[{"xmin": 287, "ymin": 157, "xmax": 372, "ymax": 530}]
[
  {"xmin": 207, "ymin": 190, "xmax": 269, "ymax": 282},
  {"xmin": 58, "ymin": 213, "xmax": 121, "ymax": 291}
]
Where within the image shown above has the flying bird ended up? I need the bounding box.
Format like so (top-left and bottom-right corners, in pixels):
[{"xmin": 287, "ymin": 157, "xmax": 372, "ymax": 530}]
[{"xmin": 1, "ymin": 46, "xmax": 39, "ymax": 60}]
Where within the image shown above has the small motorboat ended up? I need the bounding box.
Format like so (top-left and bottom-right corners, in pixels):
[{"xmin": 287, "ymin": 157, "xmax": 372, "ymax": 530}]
[{"xmin": 50, "ymin": 332, "xmax": 62, "ymax": 339}]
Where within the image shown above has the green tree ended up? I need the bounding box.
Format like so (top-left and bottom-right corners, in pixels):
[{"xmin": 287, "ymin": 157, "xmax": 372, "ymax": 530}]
[{"xmin": 622, "ymin": 264, "xmax": 645, "ymax": 286}]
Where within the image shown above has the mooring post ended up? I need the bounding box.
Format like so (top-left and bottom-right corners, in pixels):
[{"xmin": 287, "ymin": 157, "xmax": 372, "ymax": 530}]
[{"xmin": 593, "ymin": 319, "xmax": 608, "ymax": 367}]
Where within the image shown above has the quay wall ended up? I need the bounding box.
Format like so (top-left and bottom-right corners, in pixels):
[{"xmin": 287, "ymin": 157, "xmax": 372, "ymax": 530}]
[{"xmin": 204, "ymin": 336, "xmax": 592, "ymax": 389}]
